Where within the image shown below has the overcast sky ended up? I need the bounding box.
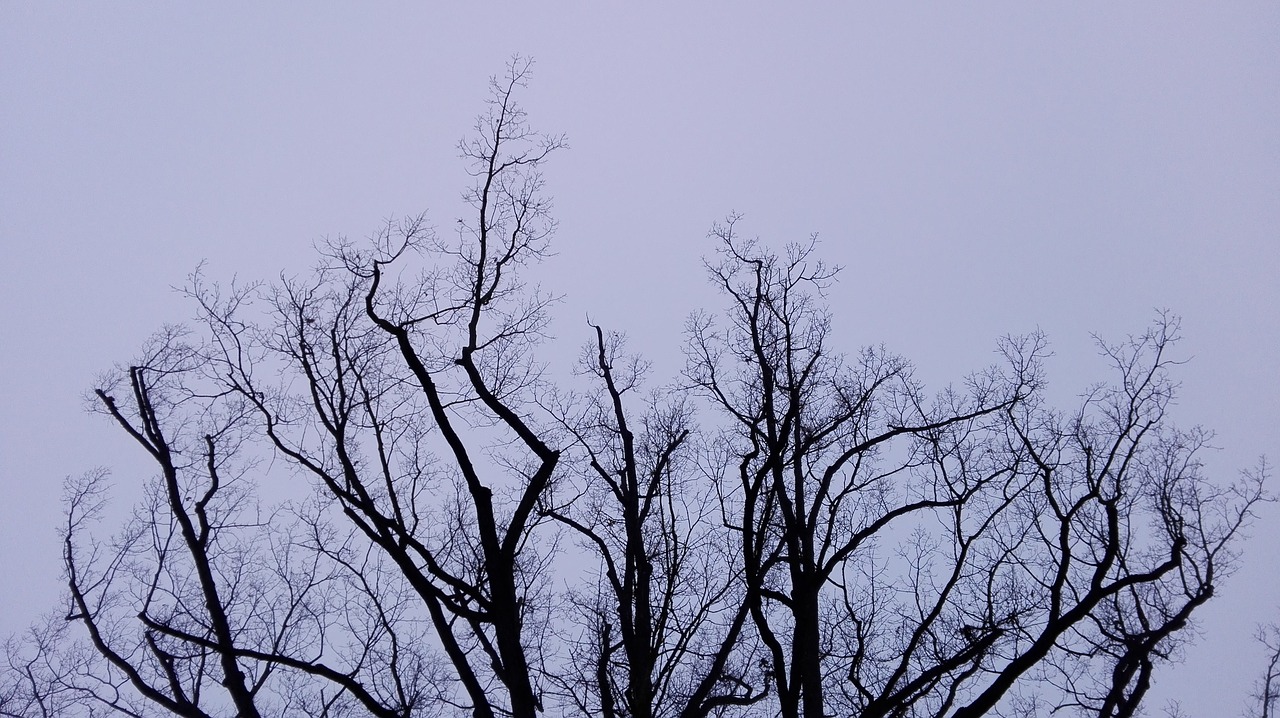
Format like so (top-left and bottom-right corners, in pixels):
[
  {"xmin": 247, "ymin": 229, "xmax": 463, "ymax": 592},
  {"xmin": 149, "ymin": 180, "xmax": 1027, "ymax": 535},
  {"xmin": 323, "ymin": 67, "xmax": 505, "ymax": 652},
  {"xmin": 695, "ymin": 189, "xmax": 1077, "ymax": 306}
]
[{"xmin": 2, "ymin": 4, "xmax": 1277, "ymax": 714}]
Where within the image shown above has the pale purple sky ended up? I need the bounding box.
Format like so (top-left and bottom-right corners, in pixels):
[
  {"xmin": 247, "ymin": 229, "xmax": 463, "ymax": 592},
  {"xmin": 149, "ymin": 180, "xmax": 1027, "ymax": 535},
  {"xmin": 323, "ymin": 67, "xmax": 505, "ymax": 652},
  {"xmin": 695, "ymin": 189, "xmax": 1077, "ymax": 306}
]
[{"xmin": 2, "ymin": 4, "xmax": 1277, "ymax": 714}]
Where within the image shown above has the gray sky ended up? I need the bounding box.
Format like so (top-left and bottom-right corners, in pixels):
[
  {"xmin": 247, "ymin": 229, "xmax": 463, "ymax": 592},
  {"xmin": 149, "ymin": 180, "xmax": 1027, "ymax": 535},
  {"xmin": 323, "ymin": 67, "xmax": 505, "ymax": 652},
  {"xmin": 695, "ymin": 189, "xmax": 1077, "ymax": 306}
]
[{"xmin": 2, "ymin": 4, "xmax": 1277, "ymax": 714}]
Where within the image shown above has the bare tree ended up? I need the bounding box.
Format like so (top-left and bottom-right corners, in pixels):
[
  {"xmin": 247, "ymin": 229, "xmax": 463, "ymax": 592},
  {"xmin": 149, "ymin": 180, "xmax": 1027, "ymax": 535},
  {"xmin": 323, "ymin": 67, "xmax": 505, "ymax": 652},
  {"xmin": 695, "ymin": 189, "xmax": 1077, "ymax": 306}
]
[
  {"xmin": 951, "ymin": 319, "xmax": 1266, "ymax": 718},
  {"xmin": 1248, "ymin": 623, "xmax": 1280, "ymax": 718},
  {"xmin": 5, "ymin": 58, "xmax": 563, "ymax": 718},
  {"xmin": 5, "ymin": 62, "xmax": 1267, "ymax": 718},
  {"xmin": 684, "ymin": 223, "xmax": 1267, "ymax": 718},
  {"xmin": 542, "ymin": 325, "xmax": 764, "ymax": 718},
  {"xmin": 188, "ymin": 57, "xmax": 566, "ymax": 718},
  {"xmin": 685, "ymin": 224, "xmax": 1038, "ymax": 718},
  {"xmin": 4, "ymin": 327, "xmax": 443, "ymax": 718}
]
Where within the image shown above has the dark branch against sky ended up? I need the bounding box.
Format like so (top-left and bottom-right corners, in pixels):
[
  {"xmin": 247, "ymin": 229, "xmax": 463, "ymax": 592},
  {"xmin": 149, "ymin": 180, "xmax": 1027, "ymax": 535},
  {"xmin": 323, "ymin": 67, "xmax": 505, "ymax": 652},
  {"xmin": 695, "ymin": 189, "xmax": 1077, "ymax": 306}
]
[{"xmin": 1, "ymin": 4, "xmax": 1277, "ymax": 715}]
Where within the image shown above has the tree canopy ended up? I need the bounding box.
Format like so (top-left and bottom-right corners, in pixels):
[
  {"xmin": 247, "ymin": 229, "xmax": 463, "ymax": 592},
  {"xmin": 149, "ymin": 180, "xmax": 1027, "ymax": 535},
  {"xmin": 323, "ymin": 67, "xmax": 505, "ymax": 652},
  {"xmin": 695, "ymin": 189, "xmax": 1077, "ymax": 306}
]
[{"xmin": 1, "ymin": 60, "xmax": 1268, "ymax": 718}]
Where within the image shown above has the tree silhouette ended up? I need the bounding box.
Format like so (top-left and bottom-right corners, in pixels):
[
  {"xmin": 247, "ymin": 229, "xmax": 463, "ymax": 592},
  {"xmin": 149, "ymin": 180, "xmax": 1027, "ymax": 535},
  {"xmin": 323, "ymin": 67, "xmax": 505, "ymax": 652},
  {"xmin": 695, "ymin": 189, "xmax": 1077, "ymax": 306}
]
[{"xmin": 2, "ymin": 60, "xmax": 1267, "ymax": 718}]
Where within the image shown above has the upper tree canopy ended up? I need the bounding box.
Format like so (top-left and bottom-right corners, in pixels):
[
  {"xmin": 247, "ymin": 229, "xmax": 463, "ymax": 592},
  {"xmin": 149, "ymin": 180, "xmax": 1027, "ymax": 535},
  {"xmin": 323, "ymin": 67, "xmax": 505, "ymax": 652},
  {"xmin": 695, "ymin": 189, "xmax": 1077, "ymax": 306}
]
[{"xmin": 0, "ymin": 60, "xmax": 1268, "ymax": 718}]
